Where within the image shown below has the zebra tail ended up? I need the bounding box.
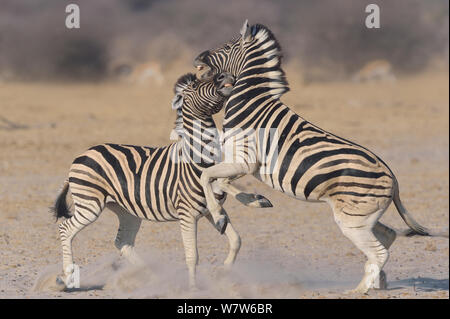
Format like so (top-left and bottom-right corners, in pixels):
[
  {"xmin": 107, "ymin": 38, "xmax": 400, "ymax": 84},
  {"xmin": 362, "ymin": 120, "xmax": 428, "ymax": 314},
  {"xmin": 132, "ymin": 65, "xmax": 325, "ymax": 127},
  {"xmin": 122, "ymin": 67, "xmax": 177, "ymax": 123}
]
[
  {"xmin": 392, "ymin": 178, "xmax": 448, "ymax": 238},
  {"xmin": 50, "ymin": 181, "xmax": 73, "ymax": 221}
]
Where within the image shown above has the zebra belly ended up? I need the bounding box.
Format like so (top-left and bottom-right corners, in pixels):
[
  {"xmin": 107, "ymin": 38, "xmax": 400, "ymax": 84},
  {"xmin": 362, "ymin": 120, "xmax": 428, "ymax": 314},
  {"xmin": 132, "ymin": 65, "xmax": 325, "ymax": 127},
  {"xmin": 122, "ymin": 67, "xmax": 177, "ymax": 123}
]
[
  {"xmin": 105, "ymin": 196, "xmax": 179, "ymax": 222},
  {"xmin": 255, "ymin": 169, "xmax": 312, "ymax": 202}
]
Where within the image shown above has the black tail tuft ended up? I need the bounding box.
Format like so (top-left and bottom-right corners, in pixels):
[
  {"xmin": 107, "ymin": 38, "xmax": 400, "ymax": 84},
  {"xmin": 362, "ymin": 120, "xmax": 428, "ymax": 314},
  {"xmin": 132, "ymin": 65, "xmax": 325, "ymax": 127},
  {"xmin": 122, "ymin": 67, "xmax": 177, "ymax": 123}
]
[
  {"xmin": 50, "ymin": 182, "xmax": 72, "ymax": 221},
  {"xmin": 392, "ymin": 177, "xmax": 448, "ymax": 238}
]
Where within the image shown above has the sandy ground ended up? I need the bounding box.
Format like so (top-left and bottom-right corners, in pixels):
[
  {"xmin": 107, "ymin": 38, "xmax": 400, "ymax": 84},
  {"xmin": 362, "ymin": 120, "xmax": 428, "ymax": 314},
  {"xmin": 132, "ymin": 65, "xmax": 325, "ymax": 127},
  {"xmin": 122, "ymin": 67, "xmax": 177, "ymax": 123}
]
[{"xmin": 0, "ymin": 70, "xmax": 448, "ymax": 299}]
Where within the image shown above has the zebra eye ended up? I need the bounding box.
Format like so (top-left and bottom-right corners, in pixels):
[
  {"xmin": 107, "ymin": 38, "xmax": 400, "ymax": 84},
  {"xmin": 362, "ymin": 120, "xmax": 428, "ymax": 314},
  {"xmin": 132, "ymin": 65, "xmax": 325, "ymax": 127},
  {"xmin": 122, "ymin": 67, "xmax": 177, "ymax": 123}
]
[{"xmin": 191, "ymin": 83, "xmax": 198, "ymax": 89}]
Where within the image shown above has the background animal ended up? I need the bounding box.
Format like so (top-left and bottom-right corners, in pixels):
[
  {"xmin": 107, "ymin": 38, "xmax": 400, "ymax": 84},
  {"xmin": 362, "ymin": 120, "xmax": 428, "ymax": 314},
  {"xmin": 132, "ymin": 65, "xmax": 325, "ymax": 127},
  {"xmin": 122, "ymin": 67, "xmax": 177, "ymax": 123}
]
[
  {"xmin": 110, "ymin": 61, "xmax": 165, "ymax": 86},
  {"xmin": 352, "ymin": 60, "xmax": 396, "ymax": 83}
]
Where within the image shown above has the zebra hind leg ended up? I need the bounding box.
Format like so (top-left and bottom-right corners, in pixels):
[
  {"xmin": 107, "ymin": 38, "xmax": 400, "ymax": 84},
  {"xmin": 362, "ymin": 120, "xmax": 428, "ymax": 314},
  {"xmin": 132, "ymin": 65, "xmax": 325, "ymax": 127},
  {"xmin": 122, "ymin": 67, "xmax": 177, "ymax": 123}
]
[
  {"xmin": 372, "ymin": 222, "xmax": 397, "ymax": 289},
  {"xmin": 333, "ymin": 206, "xmax": 390, "ymax": 294},
  {"xmin": 107, "ymin": 203, "xmax": 143, "ymax": 266},
  {"xmin": 57, "ymin": 202, "xmax": 103, "ymax": 289}
]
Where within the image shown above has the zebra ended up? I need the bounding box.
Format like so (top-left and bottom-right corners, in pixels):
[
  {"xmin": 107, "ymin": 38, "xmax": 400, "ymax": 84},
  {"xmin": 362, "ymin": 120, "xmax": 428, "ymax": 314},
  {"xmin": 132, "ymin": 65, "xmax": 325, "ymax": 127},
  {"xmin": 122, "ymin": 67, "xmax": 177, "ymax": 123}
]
[
  {"xmin": 192, "ymin": 20, "xmax": 448, "ymax": 294},
  {"xmin": 51, "ymin": 72, "xmax": 272, "ymax": 290}
]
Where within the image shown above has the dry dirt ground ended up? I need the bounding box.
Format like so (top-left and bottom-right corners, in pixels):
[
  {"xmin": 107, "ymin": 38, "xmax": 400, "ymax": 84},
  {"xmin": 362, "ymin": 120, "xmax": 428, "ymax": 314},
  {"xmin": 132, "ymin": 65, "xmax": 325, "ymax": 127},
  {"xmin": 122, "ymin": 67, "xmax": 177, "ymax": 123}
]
[{"xmin": 0, "ymin": 70, "xmax": 448, "ymax": 299}]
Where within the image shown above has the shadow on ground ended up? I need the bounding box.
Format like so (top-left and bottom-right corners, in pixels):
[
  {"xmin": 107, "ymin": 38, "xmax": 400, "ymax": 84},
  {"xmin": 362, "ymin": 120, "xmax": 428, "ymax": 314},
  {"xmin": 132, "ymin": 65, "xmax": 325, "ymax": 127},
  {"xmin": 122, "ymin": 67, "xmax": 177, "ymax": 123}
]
[{"xmin": 390, "ymin": 277, "xmax": 449, "ymax": 292}]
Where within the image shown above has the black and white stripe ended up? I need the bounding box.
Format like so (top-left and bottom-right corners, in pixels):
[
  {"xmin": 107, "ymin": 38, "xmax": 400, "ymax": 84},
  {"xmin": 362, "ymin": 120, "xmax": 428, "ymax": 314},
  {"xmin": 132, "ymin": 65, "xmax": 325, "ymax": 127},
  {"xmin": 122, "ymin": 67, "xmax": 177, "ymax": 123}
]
[
  {"xmin": 52, "ymin": 72, "xmax": 270, "ymax": 290},
  {"xmin": 194, "ymin": 21, "xmax": 444, "ymax": 293}
]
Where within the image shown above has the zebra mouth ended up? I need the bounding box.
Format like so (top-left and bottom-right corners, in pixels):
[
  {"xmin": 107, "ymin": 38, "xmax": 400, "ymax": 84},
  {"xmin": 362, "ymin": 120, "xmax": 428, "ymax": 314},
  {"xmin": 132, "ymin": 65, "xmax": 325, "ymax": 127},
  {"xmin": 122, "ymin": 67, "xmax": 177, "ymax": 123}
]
[
  {"xmin": 219, "ymin": 82, "xmax": 234, "ymax": 93},
  {"xmin": 217, "ymin": 73, "xmax": 235, "ymax": 97}
]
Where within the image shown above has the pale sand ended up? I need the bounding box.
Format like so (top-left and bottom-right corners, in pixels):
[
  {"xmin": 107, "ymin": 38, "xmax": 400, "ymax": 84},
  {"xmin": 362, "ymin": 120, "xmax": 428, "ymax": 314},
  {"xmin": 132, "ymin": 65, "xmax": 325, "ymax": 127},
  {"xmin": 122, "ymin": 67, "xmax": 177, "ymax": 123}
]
[{"xmin": 0, "ymin": 70, "xmax": 448, "ymax": 298}]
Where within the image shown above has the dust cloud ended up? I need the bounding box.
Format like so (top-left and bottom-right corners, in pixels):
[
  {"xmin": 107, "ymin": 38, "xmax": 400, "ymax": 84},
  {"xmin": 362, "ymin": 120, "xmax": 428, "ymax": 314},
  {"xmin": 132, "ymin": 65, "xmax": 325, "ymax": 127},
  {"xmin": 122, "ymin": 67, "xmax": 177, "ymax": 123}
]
[{"xmin": 33, "ymin": 248, "xmax": 352, "ymax": 298}]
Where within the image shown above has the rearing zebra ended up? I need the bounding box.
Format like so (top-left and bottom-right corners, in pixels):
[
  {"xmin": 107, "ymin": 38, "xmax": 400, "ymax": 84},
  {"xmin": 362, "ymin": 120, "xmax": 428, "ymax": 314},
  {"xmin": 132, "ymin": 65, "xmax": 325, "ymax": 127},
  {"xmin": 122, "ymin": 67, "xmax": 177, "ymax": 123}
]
[
  {"xmin": 193, "ymin": 21, "xmax": 447, "ymax": 294},
  {"xmin": 51, "ymin": 72, "xmax": 272, "ymax": 289}
]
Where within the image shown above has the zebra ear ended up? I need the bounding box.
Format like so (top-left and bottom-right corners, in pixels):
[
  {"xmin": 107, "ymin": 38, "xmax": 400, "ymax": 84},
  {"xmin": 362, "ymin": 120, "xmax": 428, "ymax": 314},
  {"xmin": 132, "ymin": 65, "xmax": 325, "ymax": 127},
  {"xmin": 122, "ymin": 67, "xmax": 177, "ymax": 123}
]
[
  {"xmin": 171, "ymin": 93, "xmax": 183, "ymax": 110},
  {"xmin": 240, "ymin": 19, "xmax": 251, "ymax": 42}
]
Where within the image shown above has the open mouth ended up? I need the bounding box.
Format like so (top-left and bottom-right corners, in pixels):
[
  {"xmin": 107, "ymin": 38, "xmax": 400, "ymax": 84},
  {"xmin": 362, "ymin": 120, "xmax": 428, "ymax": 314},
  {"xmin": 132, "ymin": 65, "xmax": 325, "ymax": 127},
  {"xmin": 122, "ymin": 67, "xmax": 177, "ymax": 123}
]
[
  {"xmin": 217, "ymin": 73, "xmax": 235, "ymax": 96},
  {"xmin": 220, "ymin": 82, "xmax": 234, "ymax": 90}
]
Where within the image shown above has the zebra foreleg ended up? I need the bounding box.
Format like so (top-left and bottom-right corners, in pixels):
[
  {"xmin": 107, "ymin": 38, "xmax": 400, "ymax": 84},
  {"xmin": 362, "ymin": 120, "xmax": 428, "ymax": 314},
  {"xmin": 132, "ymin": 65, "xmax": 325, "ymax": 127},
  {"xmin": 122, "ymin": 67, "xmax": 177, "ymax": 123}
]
[
  {"xmin": 179, "ymin": 212, "xmax": 199, "ymax": 289},
  {"xmin": 200, "ymin": 162, "xmax": 258, "ymax": 234},
  {"xmin": 107, "ymin": 203, "xmax": 143, "ymax": 266},
  {"xmin": 217, "ymin": 178, "xmax": 273, "ymax": 208},
  {"xmin": 205, "ymin": 212, "xmax": 241, "ymax": 267}
]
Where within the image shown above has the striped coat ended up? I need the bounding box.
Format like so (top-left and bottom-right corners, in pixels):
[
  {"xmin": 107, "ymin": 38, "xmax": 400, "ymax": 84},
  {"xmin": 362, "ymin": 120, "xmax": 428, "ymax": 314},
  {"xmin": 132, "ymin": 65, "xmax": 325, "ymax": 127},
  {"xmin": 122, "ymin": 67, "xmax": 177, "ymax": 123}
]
[
  {"xmin": 52, "ymin": 73, "xmax": 271, "ymax": 290},
  {"xmin": 193, "ymin": 21, "xmax": 446, "ymax": 294}
]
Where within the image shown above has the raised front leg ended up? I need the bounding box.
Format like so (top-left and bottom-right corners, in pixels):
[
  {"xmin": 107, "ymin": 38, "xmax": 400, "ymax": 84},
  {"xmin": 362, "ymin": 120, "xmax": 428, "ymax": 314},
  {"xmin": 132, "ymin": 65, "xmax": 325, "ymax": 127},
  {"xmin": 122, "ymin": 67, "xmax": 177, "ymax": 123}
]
[
  {"xmin": 217, "ymin": 177, "xmax": 273, "ymax": 208},
  {"xmin": 200, "ymin": 162, "xmax": 259, "ymax": 234}
]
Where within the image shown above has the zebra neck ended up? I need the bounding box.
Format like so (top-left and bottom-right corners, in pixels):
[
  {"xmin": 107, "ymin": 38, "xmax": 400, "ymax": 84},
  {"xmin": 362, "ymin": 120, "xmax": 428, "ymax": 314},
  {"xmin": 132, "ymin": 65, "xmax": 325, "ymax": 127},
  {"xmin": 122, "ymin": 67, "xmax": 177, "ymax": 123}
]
[
  {"xmin": 224, "ymin": 25, "xmax": 289, "ymax": 126},
  {"xmin": 223, "ymin": 80, "xmax": 288, "ymax": 130},
  {"xmin": 180, "ymin": 112, "xmax": 221, "ymax": 167}
]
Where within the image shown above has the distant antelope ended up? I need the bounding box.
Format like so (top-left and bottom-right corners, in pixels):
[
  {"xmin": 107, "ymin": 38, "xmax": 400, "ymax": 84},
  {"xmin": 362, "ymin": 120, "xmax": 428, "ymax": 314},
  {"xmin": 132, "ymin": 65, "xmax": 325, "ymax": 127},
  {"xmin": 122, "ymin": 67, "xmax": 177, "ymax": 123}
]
[
  {"xmin": 352, "ymin": 60, "xmax": 396, "ymax": 83},
  {"xmin": 111, "ymin": 61, "xmax": 165, "ymax": 86}
]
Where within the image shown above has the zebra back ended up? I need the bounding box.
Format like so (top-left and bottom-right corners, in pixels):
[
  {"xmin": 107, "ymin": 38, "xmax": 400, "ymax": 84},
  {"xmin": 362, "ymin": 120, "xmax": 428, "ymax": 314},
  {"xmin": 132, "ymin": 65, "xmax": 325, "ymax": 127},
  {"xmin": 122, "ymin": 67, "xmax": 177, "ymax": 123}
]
[{"xmin": 66, "ymin": 73, "xmax": 230, "ymax": 222}]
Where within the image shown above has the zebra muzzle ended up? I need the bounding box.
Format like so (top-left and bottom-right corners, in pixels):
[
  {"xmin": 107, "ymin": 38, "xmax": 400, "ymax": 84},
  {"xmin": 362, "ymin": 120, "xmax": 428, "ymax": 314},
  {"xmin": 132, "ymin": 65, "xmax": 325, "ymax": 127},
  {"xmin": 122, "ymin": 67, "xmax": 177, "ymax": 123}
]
[{"xmin": 216, "ymin": 73, "xmax": 235, "ymax": 97}]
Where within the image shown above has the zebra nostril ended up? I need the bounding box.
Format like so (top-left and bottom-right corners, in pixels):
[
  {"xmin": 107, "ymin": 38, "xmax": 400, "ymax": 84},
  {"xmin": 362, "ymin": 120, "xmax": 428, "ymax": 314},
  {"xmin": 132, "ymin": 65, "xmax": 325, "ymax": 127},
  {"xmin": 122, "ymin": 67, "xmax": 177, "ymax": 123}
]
[{"xmin": 217, "ymin": 74, "xmax": 225, "ymax": 82}]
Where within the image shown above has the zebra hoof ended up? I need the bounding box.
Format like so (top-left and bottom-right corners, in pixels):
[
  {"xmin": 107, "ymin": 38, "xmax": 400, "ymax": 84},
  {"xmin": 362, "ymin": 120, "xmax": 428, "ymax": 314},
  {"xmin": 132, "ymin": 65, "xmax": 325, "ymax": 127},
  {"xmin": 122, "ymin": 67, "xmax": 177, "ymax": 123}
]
[
  {"xmin": 55, "ymin": 275, "xmax": 68, "ymax": 291},
  {"xmin": 56, "ymin": 275, "xmax": 65, "ymax": 286},
  {"xmin": 215, "ymin": 216, "xmax": 228, "ymax": 235},
  {"xmin": 374, "ymin": 271, "xmax": 388, "ymax": 290},
  {"xmin": 33, "ymin": 272, "xmax": 66, "ymax": 292},
  {"xmin": 235, "ymin": 193, "xmax": 273, "ymax": 208},
  {"xmin": 255, "ymin": 194, "xmax": 273, "ymax": 208}
]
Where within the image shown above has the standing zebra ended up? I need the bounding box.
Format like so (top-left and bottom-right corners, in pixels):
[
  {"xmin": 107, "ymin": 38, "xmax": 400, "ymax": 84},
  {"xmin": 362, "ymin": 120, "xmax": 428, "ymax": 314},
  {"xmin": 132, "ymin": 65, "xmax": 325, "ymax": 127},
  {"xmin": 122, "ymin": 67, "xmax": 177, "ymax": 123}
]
[
  {"xmin": 193, "ymin": 21, "xmax": 447, "ymax": 294},
  {"xmin": 52, "ymin": 72, "xmax": 272, "ymax": 290}
]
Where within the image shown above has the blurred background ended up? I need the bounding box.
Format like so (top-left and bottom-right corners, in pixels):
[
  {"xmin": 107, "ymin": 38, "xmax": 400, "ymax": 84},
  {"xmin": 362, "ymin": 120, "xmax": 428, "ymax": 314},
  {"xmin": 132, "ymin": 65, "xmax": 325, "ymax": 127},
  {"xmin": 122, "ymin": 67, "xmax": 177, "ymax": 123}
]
[
  {"xmin": 0, "ymin": 0, "xmax": 448, "ymax": 83},
  {"xmin": 0, "ymin": 1, "xmax": 448, "ymax": 299}
]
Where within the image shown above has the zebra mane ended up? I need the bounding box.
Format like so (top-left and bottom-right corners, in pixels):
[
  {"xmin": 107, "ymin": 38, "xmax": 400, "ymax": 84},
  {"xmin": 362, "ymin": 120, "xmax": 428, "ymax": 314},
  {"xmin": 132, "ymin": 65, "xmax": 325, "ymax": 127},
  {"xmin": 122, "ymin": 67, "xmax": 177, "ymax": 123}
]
[
  {"xmin": 173, "ymin": 73, "xmax": 197, "ymax": 95},
  {"xmin": 169, "ymin": 107, "xmax": 184, "ymax": 140},
  {"xmin": 245, "ymin": 23, "xmax": 290, "ymax": 99},
  {"xmin": 170, "ymin": 73, "xmax": 197, "ymax": 140}
]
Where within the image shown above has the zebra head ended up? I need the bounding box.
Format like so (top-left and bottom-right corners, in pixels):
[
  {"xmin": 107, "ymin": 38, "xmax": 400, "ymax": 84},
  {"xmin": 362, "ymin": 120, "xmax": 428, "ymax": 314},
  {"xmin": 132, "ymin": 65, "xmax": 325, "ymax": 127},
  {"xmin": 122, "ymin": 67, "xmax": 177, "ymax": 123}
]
[
  {"xmin": 193, "ymin": 20, "xmax": 287, "ymax": 91},
  {"xmin": 170, "ymin": 72, "xmax": 235, "ymax": 140},
  {"xmin": 171, "ymin": 72, "xmax": 235, "ymax": 117}
]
